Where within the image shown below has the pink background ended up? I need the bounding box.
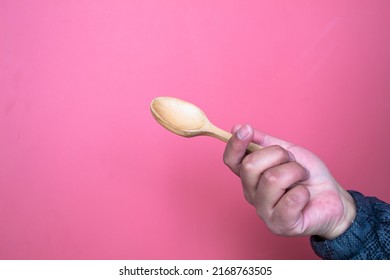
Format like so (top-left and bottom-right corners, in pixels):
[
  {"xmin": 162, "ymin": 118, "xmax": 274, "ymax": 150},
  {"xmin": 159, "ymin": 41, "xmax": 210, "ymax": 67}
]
[{"xmin": 1, "ymin": 0, "xmax": 389, "ymax": 259}]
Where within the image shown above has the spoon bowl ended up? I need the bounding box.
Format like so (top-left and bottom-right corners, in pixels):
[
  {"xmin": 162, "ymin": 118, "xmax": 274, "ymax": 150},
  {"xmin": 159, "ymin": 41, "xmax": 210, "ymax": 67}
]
[
  {"xmin": 150, "ymin": 97, "xmax": 262, "ymax": 152},
  {"xmin": 150, "ymin": 97, "xmax": 209, "ymax": 137}
]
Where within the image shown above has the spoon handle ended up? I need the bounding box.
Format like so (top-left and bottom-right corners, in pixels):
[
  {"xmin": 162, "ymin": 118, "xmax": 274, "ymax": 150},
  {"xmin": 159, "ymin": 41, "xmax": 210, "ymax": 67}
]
[{"xmin": 206, "ymin": 125, "xmax": 262, "ymax": 153}]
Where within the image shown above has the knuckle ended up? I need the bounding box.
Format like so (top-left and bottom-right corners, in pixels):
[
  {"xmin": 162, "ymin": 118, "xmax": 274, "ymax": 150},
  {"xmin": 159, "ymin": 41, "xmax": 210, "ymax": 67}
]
[
  {"xmin": 222, "ymin": 155, "xmax": 232, "ymax": 167},
  {"xmin": 240, "ymin": 156, "xmax": 257, "ymax": 174},
  {"xmin": 283, "ymin": 192, "xmax": 300, "ymax": 209},
  {"xmin": 243, "ymin": 191, "xmax": 254, "ymax": 205},
  {"xmin": 267, "ymin": 211, "xmax": 304, "ymax": 237},
  {"xmin": 258, "ymin": 212, "xmax": 287, "ymax": 236},
  {"xmin": 268, "ymin": 226, "xmax": 283, "ymax": 236},
  {"xmin": 222, "ymin": 150, "xmax": 237, "ymax": 168},
  {"xmin": 255, "ymin": 208, "xmax": 267, "ymax": 222},
  {"xmin": 255, "ymin": 202, "xmax": 271, "ymax": 222},
  {"xmin": 269, "ymin": 226, "xmax": 293, "ymax": 236},
  {"xmin": 266, "ymin": 217, "xmax": 288, "ymax": 236},
  {"xmin": 269, "ymin": 145, "xmax": 289, "ymax": 161},
  {"xmin": 262, "ymin": 169, "xmax": 281, "ymax": 185}
]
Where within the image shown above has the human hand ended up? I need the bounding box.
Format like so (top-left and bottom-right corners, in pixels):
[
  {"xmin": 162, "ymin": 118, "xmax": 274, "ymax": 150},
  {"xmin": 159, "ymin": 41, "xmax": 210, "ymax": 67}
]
[{"xmin": 223, "ymin": 124, "xmax": 356, "ymax": 240}]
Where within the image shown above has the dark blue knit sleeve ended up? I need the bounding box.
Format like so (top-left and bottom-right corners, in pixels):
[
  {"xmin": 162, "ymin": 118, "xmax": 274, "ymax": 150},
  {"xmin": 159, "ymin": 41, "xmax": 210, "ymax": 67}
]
[{"xmin": 310, "ymin": 190, "xmax": 390, "ymax": 260}]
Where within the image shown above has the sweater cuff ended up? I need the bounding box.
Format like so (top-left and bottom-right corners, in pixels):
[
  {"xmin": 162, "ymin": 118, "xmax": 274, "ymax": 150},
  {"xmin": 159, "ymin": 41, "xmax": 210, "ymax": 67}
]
[{"xmin": 310, "ymin": 191, "xmax": 375, "ymax": 260}]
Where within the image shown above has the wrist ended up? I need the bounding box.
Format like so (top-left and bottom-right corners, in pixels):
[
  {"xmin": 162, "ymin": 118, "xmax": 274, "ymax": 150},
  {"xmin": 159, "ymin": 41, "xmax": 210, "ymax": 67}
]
[{"xmin": 320, "ymin": 189, "xmax": 357, "ymax": 240}]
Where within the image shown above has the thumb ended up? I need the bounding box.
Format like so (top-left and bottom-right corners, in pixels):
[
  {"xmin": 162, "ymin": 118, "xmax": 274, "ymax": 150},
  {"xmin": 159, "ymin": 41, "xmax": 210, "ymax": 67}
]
[
  {"xmin": 231, "ymin": 125, "xmax": 295, "ymax": 150},
  {"xmin": 251, "ymin": 129, "xmax": 295, "ymax": 150}
]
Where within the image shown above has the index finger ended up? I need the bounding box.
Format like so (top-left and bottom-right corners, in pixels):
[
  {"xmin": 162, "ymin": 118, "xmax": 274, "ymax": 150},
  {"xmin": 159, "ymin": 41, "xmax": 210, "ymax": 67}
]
[{"xmin": 223, "ymin": 125, "xmax": 253, "ymax": 176}]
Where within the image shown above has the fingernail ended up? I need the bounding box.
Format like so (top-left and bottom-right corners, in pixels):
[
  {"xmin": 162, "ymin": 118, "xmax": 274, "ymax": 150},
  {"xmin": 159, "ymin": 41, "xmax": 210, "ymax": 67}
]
[{"xmin": 236, "ymin": 125, "xmax": 251, "ymax": 140}]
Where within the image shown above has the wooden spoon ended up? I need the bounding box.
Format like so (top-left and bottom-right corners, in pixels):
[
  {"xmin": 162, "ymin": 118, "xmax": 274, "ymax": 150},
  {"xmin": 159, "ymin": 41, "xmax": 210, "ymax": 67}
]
[{"xmin": 150, "ymin": 96, "xmax": 262, "ymax": 153}]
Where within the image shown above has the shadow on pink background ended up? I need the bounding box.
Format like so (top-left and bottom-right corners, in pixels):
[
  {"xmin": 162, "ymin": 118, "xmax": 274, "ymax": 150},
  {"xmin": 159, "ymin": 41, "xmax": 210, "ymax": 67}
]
[{"xmin": 1, "ymin": 0, "xmax": 389, "ymax": 259}]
